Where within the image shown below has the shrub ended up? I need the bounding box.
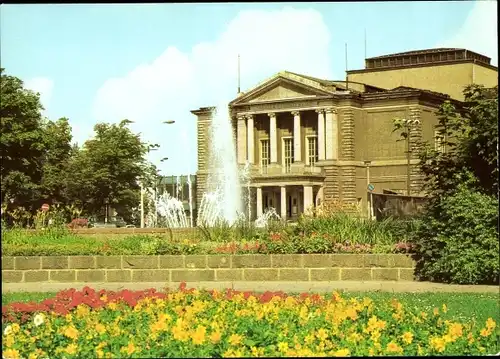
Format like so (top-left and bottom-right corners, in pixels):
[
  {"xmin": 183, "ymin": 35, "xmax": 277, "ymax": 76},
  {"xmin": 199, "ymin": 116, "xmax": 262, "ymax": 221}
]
[{"xmin": 412, "ymin": 181, "xmax": 499, "ymax": 284}]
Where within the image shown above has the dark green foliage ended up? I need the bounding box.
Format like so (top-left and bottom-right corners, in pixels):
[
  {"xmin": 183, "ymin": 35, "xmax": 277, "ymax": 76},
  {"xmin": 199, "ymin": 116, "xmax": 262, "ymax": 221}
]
[{"xmin": 408, "ymin": 85, "xmax": 499, "ymax": 284}]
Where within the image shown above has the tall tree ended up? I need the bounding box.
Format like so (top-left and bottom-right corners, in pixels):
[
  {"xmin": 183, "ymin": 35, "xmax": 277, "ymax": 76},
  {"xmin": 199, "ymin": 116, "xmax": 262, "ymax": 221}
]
[
  {"xmin": 64, "ymin": 120, "xmax": 152, "ymax": 222},
  {"xmin": 0, "ymin": 68, "xmax": 45, "ymax": 210}
]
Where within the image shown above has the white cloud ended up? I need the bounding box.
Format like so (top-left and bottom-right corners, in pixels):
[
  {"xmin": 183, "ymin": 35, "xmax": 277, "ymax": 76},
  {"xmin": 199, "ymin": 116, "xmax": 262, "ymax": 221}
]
[
  {"xmin": 24, "ymin": 77, "xmax": 54, "ymax": 115},
  {"xmin": 438, "ymin": 0, "xmax": 498, "ymax": 66},
  {"xmin": 92, "ymin": 7, "xmax": 332, "ymax": 176}
]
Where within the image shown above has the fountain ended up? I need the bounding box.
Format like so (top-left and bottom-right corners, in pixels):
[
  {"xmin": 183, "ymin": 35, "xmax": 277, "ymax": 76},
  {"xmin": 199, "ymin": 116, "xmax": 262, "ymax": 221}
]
[
  {"xmin": 187, "ymin": 175, "xmax": 194, "ymax": 228},
  {"xmin": 255, "ymin": 207, "xmax": 281, "ymax": 228},
  {"xmin": 156, "ymin": 192, "xmax": 189, "ymax": 228}
]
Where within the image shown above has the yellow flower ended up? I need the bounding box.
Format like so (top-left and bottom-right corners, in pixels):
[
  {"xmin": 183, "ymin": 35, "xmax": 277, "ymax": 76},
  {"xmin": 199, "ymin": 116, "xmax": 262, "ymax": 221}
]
[
  {"xmin": 3, "ymin": 325, "xmax": 13, "ymax": 336},
  {"xmin": 192, "ymin": 325, "xmax": 207, "ymax": 345},
  {"xmin": 401, "ymin": 331, "xmax": 414, "ymax": 344},
  {"xmin": 333, "ymin": 348, "xmax": 350, "ymax": 357},
  {"xmin": 5, "ymin": 335, "xmax": 14, "ymax": 347},
  {"xmin": 448, "ymin": 323, "xmax": 463, "ymax": 339},
  {"xmin": 433, "ymin": 307, "xmax": 440, "ymax": 316},
  {"xmin": 65, "ymin": 343, "xmax": 78, "ymax": 355},
  {"xmin": 121, "ymin": 343, "xmax": 135, "ymax": 356},
  {"xmin": 467, "ymin": 332, "xmax": 475, "ymax": 344},
  {"xmin": 34, "ymin": 313, "xmax": 45, "ymax": 326},
  {"xmin": 386, "ymin": 341, "xmax": 403, "ymax": 354},
  {"xmin": 417, "ymin": 345, "xmax": 424, "ymax": 355},
  {"xmin": 228, "ymin": 333, "xmax": 243, "ymax": 346},
  {"xmin": 2, "ymin": 349, "xmax": 20, "ymax": 359},
  {"xmin": 420, "ymin": 311, "xmax": 428, "ymax": 320},
  {"xmin": 107, "ymin": 302, "xmax": 117, "ymax": 310},
  {"xmin": 316, "ymin": 328, "xmax": 328, "ymax": 342},
  {"xmin": 95, "ymin": 323, "xmax": 106, "ymax": 335},
  {"xmin": 486, "ymin": 318, "xmax": 496, "ymax": 330},
  {"xmin": 442, "ymin": 304, "xmax": 448, "ymax": 313},
  {"xmin": 63, "ymin": 325, "xmax": 79, "ymax": 340},
  {"xmin": 278, "ymin": 341, "xmax": 289, "ymax": 353},
  {"xmin": 305, "ymin": 333, "xmax": 315, "ymax": 345},
  {"xmin": 430, "ymin": 337, "xmax": 446, "ymax": 353},
  {"xmin": 10, "ymin": 323, "xmax": 20, "ymax": 334},
  {"xmin": 251, "ymin": 346, "xmax": 265, "ymax": 357},
  {"xmin": 480, "ymin": 328, "xmax": 491, "ymax": 337},
  {"xmin": 370, "ymin": 330, "xmax": 381, "ymax": 342},
  {"xmin": 210, "ymin": 330, "xmax": 222, "ymax": 343}
]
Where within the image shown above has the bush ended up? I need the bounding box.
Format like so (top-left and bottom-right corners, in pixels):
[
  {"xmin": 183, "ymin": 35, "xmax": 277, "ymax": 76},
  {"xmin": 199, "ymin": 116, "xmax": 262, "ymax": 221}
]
[{"xmin": 411, "ymin": 182, "xmax": 499, "ymax": 284}]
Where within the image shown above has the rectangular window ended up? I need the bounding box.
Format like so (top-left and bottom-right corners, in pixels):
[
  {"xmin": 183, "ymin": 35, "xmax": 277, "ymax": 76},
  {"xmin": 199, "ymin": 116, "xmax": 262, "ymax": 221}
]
[
  {"xmin": 306, "ymin": 136, "xmax": 318, "ymax": 167},
  {"xmin": 434, "ymin": 130, "xmax": 446, "ymax": 153},
  {"xmin": 283, "ymin": 137, "xmax": 293, "ymax": 173},
  {"xmin": 260, "ymin": 139, "xmax": 269, "ymax": 174}
]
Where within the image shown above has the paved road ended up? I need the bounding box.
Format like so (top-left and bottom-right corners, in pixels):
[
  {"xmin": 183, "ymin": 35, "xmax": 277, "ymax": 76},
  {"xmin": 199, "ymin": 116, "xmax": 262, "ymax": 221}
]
[{"xmin": 2, "ymin": 281, "xmax": 499, "ymax": 293}]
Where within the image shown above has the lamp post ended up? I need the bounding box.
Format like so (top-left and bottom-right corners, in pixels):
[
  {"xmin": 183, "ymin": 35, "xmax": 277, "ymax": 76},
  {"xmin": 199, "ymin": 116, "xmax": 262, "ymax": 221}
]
[
  {"xmin": 364, "ymin": 160, "xmax": 372, "ymax": 219},
  {"xmin": 140, "ymin": 120, "xmax": 175, "ymax": 228},
  {"xmin": 401, "ymin": 118, "xmax": 421, "ymax": 196}
]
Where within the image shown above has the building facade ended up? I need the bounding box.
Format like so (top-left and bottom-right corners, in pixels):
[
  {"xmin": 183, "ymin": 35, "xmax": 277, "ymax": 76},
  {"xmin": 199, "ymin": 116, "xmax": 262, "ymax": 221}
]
[{"xmin": 192, "ymin": 48, "xmax": 498, "ymax": 220}]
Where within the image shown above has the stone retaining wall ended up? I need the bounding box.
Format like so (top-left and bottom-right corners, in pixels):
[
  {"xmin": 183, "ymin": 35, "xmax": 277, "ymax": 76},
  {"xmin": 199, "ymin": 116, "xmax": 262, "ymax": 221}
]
[{"xmin": 1, "ymin": 254, "xmax": 415, "ymax": 283}]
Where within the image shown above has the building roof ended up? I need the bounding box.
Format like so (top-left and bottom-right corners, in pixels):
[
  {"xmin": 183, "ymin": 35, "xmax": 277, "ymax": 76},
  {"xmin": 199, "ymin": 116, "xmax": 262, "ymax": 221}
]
[{"xmin": 367, "ymin": 48, "xmax": 462, "ymax": 60}]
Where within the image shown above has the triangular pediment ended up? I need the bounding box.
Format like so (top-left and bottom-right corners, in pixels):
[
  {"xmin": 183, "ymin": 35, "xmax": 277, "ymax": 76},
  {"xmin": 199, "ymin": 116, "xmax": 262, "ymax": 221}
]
[{"xmin": 230, "ymin": 72, "xmax": 334, "ymax": 106}]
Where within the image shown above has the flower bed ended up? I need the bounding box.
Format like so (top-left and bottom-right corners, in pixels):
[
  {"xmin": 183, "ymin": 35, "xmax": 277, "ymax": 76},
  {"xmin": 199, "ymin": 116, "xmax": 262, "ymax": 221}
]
[{"xmin": 2, "ymin": 284, "xmax": 498, "ymax": 358}]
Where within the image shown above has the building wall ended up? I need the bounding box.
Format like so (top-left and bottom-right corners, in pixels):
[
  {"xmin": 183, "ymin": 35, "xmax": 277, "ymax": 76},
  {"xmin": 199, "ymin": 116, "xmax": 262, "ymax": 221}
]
[{"xmin": 348, "ymin": 62, "xmax": 497, "ymax": 101}]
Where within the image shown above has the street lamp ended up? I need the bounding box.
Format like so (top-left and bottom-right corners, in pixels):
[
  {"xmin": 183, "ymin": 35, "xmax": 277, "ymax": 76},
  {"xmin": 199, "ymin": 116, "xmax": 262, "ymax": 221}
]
[
  {"xmin": 401, "ymin": 118, "xmax": 421, "ymax": 196},
  {"xmin": 364, "ymin": 160, "xmax": 372, "ymax": 219}
]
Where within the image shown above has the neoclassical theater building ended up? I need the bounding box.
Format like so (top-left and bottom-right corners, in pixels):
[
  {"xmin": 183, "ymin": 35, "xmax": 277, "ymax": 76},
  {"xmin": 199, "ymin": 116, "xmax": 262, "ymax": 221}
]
[{"xmin": 192, "ymin": 48, "xmax": 498, "ymax": 220}]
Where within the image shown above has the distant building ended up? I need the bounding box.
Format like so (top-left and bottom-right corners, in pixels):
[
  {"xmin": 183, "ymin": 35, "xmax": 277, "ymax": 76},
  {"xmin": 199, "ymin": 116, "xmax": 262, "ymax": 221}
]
[{"xmin": 192, "ymin": 48, "xmax": 498, "ymax": 220}]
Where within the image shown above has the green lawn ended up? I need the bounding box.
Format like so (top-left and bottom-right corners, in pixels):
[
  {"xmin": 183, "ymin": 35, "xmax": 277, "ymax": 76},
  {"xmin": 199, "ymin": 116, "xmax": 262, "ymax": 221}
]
[{"xmin": 3, "ymin": 291, "xmax": 498, "ymax": 325}]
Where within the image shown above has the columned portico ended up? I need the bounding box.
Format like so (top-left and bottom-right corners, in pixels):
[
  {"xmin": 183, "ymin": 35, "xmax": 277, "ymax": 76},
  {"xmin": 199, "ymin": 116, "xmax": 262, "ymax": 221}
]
[
  {"xmin": 246, "ymin": 115, "xmax": 255, "ymax": 164},
  {"xmin": 280, "ymin": 186, "xmax": 286, "ymax": 220},
  {"xmin": 325, "ymin": 108, "xmax": 338, "ymax": 160},
  {"xmin": 316, "ymin": 109, "xmax": 326, "ymax": 161},
  {"xmin": 292, "ymin": 111, "xmax": 301, "ymax": 162},
  {"xmin": 236, "ymin": 116, "xmax": 247, "ymax": 164},
  {"xmin": 269, "ymin": 113, "xmax": 278, "ymax": 163},
  {"xmin": 256, "ymin": 186, "xmax": 263, "ymax": 218}
]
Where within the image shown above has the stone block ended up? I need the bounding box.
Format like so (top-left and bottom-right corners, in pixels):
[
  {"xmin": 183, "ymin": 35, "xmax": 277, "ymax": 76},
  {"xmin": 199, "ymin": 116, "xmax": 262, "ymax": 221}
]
[
  {"xmin": 41, "ymin": 256, "xmax": 69, "ymax": 269},
  {"xmin": 76, "ymin": 270, "xmax": 105, "ymax": 282},
  {"xmin": 372, "ymin": 268, "xmax": 398, "ymax": 281},
  {"xmin": 2, "ymin": 270, "xmax": 23, "ymax": 282},
  {"xmin": 363, "ymin": 254, "xmax": 390, "ymax": 268},
  {"xmin": 271, "ymin": 254, "xmax": 303, "ymax": 268},
  {"xmin": 388, "ymin": 254, "xmax": 414, "ymax": 268},
  {"xmin": 215, "ymin": 269, "xmax": 243, "ymax": 281},
  {"xmin": 171, "ymin": 269, "xmax": 215, "ymax": 282},
  {"xmin": 122, "ymin": 256, "xmax": 158, "ymax": 269},
  {"xmin": 232, "ymin": 255, "xmax": 271, "ymax": 268},
  {"xmin": 24, "ymin": 270, "xmax": 49, "ymax": 282},
  {"xmin": 341, "ymin": 268, "xmax": 372, "ymax": 281},
  {"xmin": 159, "ymin": 255, "xmax": 184, "ymax": 268},
  {"xmin": 331, "ymin": 254, "xmax": 364, "ymax": 267},
  {"xmin": 244, "ymin": 269, "xmax": 278, "ymax": 281},
  {"xmin": 2, "ymin": 257, "xmax": 14, "ymax": 270},
  {"xmin": 15, "ymin": 257, "xmax": 41, "ymax": 270},
  {"xmin": 278, "ymin": 269, "xmax": 308, "ymax": 281},
  {"xmin": 184, "ymin": 255, "xmax": 207, "ymax": 269},
  {"xmin": 399, "ymin": 268, "xmax": 415, "ymax": 281},
  {"xmin": 310, "ymin": 268, "xmax": 341, "ymax": 281},
  {"xmin": 69, "ymin": 256, "xmax": 96, "ymax": 269},
  {"xmin": 302, "ymin": 254, "xmax": 333, "ymax": 268},
  {"xmin": 106, "ymin": 269, "xmax": 132, "ymax": 282},
  {"xmin": 96, "ymin": 256, "xmax": 121, "ymax": 269},
  {"xmin": 50, "ymin": 270, "xmax": 76, "ymax": 282},
  {"xmin": 132, "ymin": 269, "xmax": 170, "ymax": 282},
  {"xmin": 207, "ymin": 255, "xmax": 231, "ymax": 268}
]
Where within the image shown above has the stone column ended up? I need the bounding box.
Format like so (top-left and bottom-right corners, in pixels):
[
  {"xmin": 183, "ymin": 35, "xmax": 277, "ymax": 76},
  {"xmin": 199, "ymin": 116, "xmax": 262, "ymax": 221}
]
[
  {"xmin": 237, "ymin": 116, "xmax": 247, "ymax": 164},
  {"xmin": 269, "ymin": 113, "xmax": 278, "ymax": 163},
  {"xmin": 304, "ymin": 185, "xmax": 313, "ymax": 215},
  {"xmin": 409, "ymin": 106, "xmax": 423, "ymax": 194},
  {"xmin": 316, "ymin": 109, "xmax": 325, "ymax": 161},
  {"xmin": 256, "ymin": 187, "xmax": 263, "ymax": 218},
  {"xmin": 325, "ymin": 108, "xmax": 337, "ymax": 160},
  {"xmin": 292, "ymin": 111, "xmax": 301, "ymax": 162},
  {"xmin": 280, "ymin": 186, "xmax": 287, "ymax": 220},
  {"xmin": 247, "ymin": 115, "xmax": 255, "ymax": 164}
]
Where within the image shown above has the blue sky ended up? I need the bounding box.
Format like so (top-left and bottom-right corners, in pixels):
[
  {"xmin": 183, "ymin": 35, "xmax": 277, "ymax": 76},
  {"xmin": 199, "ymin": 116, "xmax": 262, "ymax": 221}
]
[{"xmin": 1, "ymin": 1, "xmax": 497, "ymax": 176}]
